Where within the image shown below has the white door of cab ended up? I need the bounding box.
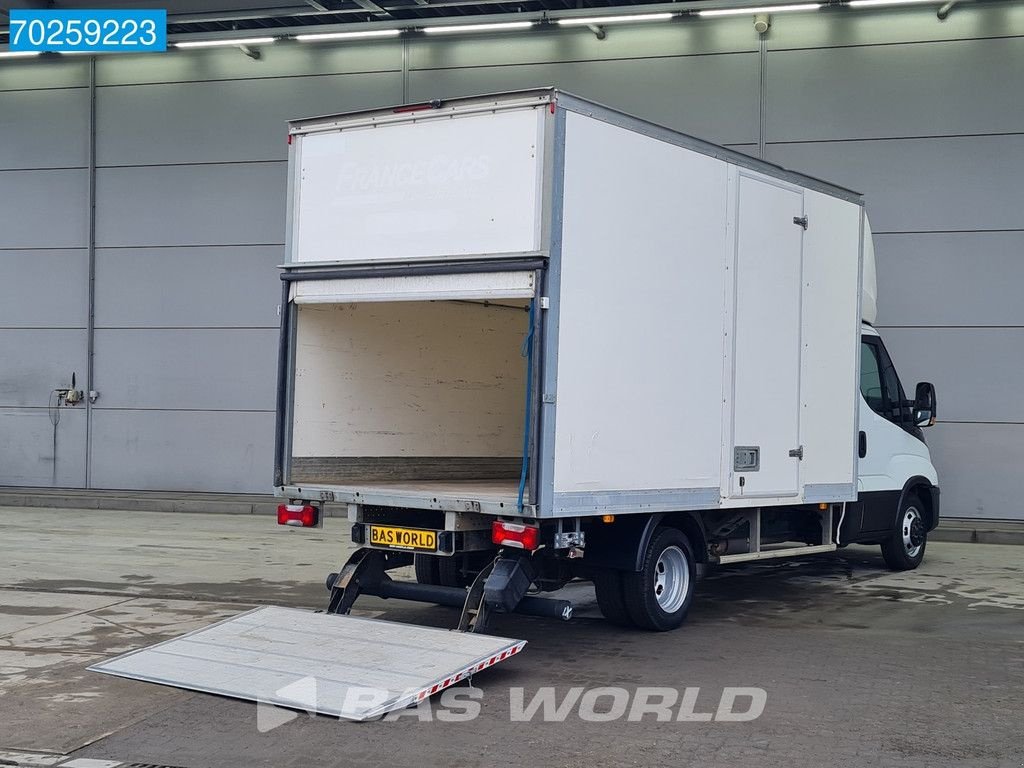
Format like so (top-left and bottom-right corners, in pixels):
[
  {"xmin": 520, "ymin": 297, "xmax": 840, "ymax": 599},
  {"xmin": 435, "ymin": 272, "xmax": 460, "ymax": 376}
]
[{"xmin": 728, "ymin": 174, "xmax": 805, "ymax": 498}]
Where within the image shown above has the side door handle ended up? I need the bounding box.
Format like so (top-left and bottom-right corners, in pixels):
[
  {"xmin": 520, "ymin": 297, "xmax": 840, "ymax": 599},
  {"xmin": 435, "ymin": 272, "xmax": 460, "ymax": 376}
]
[{"xmin": 859, "ymin": 431, "xmax": 867, "ymax": 458}]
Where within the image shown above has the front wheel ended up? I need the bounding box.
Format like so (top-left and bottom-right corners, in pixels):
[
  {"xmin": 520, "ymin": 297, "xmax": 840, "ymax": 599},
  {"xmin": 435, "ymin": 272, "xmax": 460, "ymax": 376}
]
[
  {"xmin": 880, "ymin": 494, "xmax": 927, "ymax": 571},
  {"xmin": 622, "ymin": 527, "xmax": 696, "ymax": 631}
]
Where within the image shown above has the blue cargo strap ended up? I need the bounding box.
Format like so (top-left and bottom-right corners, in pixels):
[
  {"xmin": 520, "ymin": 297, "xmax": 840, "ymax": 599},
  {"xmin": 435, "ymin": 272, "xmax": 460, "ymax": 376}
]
[{"xmin": 516, "ymin": 300, "xmax": 535, "ymax": 513}]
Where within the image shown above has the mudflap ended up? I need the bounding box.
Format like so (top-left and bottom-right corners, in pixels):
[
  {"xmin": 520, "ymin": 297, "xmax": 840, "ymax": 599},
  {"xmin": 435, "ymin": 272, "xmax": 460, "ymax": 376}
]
[{"xmin": 483, "ymin": 554, "xmax": 536, "ymax": 613}]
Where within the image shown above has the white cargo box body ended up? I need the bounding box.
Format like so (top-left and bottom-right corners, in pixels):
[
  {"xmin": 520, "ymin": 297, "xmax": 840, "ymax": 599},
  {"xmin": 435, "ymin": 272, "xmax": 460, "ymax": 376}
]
[{"xmin": 277, "ymin": 89, "xmax": 863, "ymax": 518}]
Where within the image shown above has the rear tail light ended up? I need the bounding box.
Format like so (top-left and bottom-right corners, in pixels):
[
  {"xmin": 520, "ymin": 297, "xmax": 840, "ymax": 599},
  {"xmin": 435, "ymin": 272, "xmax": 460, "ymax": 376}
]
[
  {"xmin": 492, "ymin": 520, "xmax": 539, "ymax": 551},
  {"xmin": 278, "ymin": 504, "xmax": 318, "ymax": 527}
]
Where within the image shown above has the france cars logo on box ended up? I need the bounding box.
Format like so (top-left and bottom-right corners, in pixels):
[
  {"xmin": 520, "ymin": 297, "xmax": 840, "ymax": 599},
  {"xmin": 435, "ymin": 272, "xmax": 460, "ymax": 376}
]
[{"xmin": 9, "ymin": 9, "xmax": 167, "ymax": 53}]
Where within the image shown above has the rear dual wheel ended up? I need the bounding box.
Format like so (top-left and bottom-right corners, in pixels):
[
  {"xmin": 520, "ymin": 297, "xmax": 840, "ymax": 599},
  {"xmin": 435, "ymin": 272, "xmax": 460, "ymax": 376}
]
[
  {"xmin": 594, "ymin": 527, "xmax": 696, "ymax": 631},
  {"xmin": 414, "ymin": 553, "xmax": 486, "ymax": 588}
]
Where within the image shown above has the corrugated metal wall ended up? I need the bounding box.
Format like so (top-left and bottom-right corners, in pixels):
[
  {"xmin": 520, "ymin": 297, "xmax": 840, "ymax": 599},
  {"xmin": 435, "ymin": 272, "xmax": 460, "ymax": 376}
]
[{"xmin": 0, "ymin": 5, "xmax": 1021, "ymax": 517}]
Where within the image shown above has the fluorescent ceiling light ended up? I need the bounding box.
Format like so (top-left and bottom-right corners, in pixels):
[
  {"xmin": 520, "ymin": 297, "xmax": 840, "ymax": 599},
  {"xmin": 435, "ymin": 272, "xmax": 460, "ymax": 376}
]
[
  {"xmin": 558, "ymin": 13, "xmax": 674, "ymax": 26},
  {"xmin": 296, "ymin": 29, "xmax": 402, "ymax": 41},
  {"xmin": 174, "ymin": 37, "xmax": 276, "ymax": 48},
  {"xmin": 698, "ymin": 3, "xmax": 822, "ymax": 16},
  {"xmin": 848, "ymin": 0, "xmax": 936, "ymax": 6},
  {"xmin": 424, "ymin": 21, "xmax": 535, "ymax": 34},
  {"xmin": 0, "ymin": 51, "xmax": 40, "ymax": 59}
]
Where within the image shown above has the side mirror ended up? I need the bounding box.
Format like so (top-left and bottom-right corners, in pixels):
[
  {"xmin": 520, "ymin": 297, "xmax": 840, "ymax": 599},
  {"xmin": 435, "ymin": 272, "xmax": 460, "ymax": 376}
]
[{"xmin": 913, "ymin": 382, "xmax": 937, "ymax": 427}]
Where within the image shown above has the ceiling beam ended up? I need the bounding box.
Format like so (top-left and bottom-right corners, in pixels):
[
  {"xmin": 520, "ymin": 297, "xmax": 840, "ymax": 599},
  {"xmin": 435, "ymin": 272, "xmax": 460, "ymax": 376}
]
[{"xmin": 350, "ymin": 0, "xmax": 393, "ymax": 17}]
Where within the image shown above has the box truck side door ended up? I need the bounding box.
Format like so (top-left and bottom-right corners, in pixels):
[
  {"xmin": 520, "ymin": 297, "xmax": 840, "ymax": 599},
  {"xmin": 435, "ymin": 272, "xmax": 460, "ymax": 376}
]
[{"xmin": 727, "ymin": 174, "xmax": 805, "ymax": 499}]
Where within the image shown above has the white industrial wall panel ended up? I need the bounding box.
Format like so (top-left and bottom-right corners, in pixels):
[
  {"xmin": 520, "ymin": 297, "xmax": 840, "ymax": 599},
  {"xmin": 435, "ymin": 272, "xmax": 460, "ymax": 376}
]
[
  {"xmin": 0, "ymin": 88, "xmax": 90, "ymax": 169},
  {"xmin": 0, "ymin": 58, "xmax": 89, "ymax": 91},
  {"xmin": 0, "ymin": 407, "xmax": 87, "ymax": 488},
  {"xmin": 0, "ymin": 330, "xmax": 88, "ymax": 408},
  {"xmin": 0, "ymin": 250, "xmax": 89, "ymax": 328},
  {"xmin": 765, "ymin": 37, "xmax": 1024, "ymax": 141},
  {"xmin": 769, "ymin": 5, "xmax": 1024, "ymax": 49},
  {"xmin": 89, "ymin": 410, "xmax": 275, "ymax": 493},
  {"xmin": 873, "ymin": 232, "xmax": 1024, "ymax": 327},
  {"xmin": 878, "ymin": 329, "xmax": 1024, "ymax": 425},
  {"xmin": 0, "ymin": 58, "xmax": 90, "ymax": 490},
  {"xmin": 765, "ymin": 134, "xmax": 1024, "ymax": 234},
  {"xmin": 0, "ymin": 169, "xmax": 89, "ymax": 249},
  {"xmin": 927, "ymin": 423, "xmax": 1023, "ymax": 521},
  {"xmin": 95, "ymin": 43, "xmax": 403, "ymax": 86},
  {"xmin": 408, "ymin": 53, "xmax": 760, "ymax": 146},
  {"xmin": 552, "ymin": 112, "xmax": 728, "ymax": 498},
  {"xmin": 409, "ymin": 19, "xmax": 756, "ymax": 69},
  {"xmin": 95, "ymin": 72, "xmax": 403, "ymax": 165},
  {"xmin": 92, "ymin": 329, "xmax": 278, "ymax": 411},
  {"xmin": 93, "ymin": 247, "xmax": 281, "ymax": 328},
  {"xmin": 94, "ymin": 163, "xmax": 287, "ymax": 248}
]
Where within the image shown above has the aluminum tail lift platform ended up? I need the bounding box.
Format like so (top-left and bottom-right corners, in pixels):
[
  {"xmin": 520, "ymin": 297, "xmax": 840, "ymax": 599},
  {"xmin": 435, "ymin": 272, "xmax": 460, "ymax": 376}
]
[{"xmin": 90, "ymin": 549, "xmax": 573, "ymax": 721}]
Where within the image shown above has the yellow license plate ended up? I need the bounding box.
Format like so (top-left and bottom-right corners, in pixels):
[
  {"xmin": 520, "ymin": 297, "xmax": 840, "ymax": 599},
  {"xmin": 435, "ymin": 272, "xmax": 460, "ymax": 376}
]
[{"xmin": 368, "ymin": 525, "xmax": 437, "ymax": 551}]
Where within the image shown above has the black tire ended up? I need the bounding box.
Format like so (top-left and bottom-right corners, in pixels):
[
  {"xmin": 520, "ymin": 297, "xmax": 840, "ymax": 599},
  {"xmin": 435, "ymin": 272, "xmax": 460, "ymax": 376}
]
[
  {"xmin": 593, "ymin": 568, "xmax": 633, "ymax": 627},
  {"xmin": 622, "ymin": 527, "xmax": 696, "ymax": 631},
  {"xmin": 437, "ymin": 554, "xmax": 470, "ymax": 588},
  {"xmin": 414, "ymin": 553, "xmax": 441, "ymax": 585},
  {"xmin": 880, "ymin": 493, "xmax": 928, "ymax": 571}
]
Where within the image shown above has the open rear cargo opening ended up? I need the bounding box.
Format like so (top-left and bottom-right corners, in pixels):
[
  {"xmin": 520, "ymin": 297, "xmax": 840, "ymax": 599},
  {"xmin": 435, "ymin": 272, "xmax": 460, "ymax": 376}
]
[{"xmin": 287, "ymin": 297, "xmax": 532, "ymax": 509}]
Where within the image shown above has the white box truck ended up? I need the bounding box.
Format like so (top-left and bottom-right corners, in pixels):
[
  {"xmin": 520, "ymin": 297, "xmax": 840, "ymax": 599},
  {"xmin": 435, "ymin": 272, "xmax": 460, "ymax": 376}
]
[{"xmin": 274, "ymin": 89, "xmax": 940, "ymax": 632}]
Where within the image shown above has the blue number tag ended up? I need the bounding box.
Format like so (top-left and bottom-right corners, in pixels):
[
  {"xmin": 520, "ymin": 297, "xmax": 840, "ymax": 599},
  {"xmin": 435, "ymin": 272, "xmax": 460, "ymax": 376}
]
[{"xmin": 9, "ymin": 9, "xmax": 167, "ymax": 53}]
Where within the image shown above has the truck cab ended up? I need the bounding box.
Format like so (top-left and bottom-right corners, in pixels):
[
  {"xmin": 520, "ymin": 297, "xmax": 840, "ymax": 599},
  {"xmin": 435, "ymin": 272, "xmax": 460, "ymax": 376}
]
[
  {"xmin": 852, "ymin": 323, "xmax": 940, "ymax": 564},
  {"xmin": 846, "ymin": 226, "xmax": 940, "ymax": 568}
]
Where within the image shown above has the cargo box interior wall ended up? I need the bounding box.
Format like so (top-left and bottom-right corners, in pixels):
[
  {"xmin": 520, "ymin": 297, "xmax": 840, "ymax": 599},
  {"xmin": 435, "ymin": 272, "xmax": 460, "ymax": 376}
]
[{"xmin": 288, "ymin": 299, "xmax": 530, "ymax": 502}]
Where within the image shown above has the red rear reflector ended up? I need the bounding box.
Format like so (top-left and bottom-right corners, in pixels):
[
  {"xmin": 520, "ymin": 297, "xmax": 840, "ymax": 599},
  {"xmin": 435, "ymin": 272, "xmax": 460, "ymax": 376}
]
[
  {"xmin": 278, "ymin": 504, "xmax": 318, "ymax": 527},
  {"xmin": 492, "ymin": 520, "xmax": 539, "ymax": 551}
]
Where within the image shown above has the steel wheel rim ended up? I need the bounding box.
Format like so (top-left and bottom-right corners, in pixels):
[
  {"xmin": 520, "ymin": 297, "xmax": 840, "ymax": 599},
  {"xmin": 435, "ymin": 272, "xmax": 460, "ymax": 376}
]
[
  {"xmin": 653, "ymin": 545, "xmax": 689, "ymax": 614},
  {"xmin": 902, "ymin": 506, "xmax": 924, "ymax": 558}
]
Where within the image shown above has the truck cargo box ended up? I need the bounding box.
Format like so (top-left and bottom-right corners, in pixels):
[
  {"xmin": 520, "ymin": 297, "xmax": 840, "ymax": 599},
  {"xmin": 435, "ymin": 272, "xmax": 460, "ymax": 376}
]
[{"xmin": 275, "ymin": 89, "xmax": 864, "ymax": 519}]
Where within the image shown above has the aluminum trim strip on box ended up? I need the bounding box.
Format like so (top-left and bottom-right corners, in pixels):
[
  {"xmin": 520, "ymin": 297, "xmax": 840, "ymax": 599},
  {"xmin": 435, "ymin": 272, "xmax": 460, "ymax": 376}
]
[
  {"xmin": 292, "ymin": 271, "xmax": 535, "ymax": 304},
  {"xmin": 803, "ymin": 482, "xmax": 857, "ymax": 503},
  {"xmin": 552, "ymin": 487, "xmax": 720, "ymax": 516}
]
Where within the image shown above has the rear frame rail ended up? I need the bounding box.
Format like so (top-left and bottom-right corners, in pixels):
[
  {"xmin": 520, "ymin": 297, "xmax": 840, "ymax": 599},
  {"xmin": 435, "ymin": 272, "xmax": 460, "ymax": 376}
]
[{"xmin": 326, "ymin": 547, "xmax": 573, "ymax": 630}]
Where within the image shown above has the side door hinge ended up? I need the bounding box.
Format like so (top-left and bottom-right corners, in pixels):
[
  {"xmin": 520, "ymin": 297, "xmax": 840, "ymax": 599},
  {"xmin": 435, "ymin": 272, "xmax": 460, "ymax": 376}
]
[
  {"xmin": 788, "ymin": 446, "xmax": 804, "ymax": 460},
  {"xmin": 793, "ymin": 216, "xmax": 808, "ymax": 230}
]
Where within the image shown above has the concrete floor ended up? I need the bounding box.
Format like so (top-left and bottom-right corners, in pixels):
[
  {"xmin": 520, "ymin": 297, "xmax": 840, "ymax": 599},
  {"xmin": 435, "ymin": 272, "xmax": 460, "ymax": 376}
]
[{"xmin": 1, "ymin": 506, "xmax": 1022, "ymax": 768}]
